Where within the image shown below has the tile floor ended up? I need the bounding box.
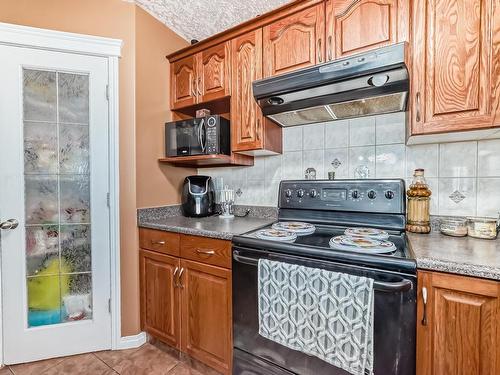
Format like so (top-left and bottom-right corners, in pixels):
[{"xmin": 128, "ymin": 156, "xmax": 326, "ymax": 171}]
[{"xmin": 0, "ymin": 342, "xmax": 220, "ymax": 375}]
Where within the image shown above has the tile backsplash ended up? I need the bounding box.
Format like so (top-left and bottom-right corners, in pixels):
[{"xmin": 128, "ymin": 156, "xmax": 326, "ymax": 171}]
[{"xmin": 199, "ymin": 112, "xmax": 500, "ymax": 218}]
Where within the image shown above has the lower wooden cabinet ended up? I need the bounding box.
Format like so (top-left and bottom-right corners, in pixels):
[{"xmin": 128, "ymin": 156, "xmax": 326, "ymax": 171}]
[
  {"xmin": 139, "ymin": 250, "xmax": 181, "ymax": 349},
  {"xmin": 417, "ymin": 271, "xmax": 500, "ymax": 375},
  {"xmin": 181, "ymin": 259, "xmax": 232, "ymax": 374},
  {"xmin": 139, "ymin": 230, "xmax": 232, "ymax": 375}
]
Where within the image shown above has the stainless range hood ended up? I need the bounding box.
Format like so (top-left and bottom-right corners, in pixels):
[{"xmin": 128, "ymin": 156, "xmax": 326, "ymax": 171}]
[{"xmin": 252, "ymin": 43, "xmax": 409, "ymax": 127}]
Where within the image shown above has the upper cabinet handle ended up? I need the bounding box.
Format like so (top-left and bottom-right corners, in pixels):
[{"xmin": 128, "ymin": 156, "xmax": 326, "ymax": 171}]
[
  {"xmin": 416, "ymin": 92, "xmax": 421, "ymax": 122},
  {"xmin": 317, "ymin": 39, "xmax": 322, "ymax": 63},
  {"xmin": 192, "ymin": 78, "xmax": 197, "ymax": 98},
  {"xmin": 197, "ymin": 77, "xmax": 202, "ymax": 96},
  {"xmin": 327, "ymin": 35, "xmax": 333, "ymax": 61},
  {"xmin": 421, "ymin": 286, "xmax": 428, "ymax": 326}
]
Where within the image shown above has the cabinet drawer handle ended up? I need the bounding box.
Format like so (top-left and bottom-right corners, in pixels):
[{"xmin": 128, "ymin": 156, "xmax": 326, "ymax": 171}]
[
  {"xmin": 173, "ymin": 266, "xmax": 179, "ymax": 288},
  {"xmin": 195, "ymin": 249, "xmax": 215, "ymax": 255},
  {"xmin": 151, "ymin": 240, "xmax": 165, "ymax": 246},
  {"xmin": 421, "ymin": 286, "xmax": 428, "ymax": 326},
  {"xmin": 415, "ymin": 92, "xmax": 421, "ymax": 122},
  {"xmin": 327, "ymin": 35, "xmax": 332, "ymax": 61},
  {"xmin": 317, "ymin": 39, "xmax": 322, "ymax": 63},
  {"xmin": 178, "ymin": 267, "xmax": 185, "ymax": 288}
]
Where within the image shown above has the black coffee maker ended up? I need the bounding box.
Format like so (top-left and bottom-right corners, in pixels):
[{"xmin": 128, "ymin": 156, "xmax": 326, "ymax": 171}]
[{"xmin": 181, "ymin": 176, "xmax": 215, "ymax": 217}]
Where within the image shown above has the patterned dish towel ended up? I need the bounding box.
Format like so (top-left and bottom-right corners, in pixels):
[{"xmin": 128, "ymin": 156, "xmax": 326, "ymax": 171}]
[{"xmin": 258, "ymin": 259, "xmax": 374, "ymax": 375}]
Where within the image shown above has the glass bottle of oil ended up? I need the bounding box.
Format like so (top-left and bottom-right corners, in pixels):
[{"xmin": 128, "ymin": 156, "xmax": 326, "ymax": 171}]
[{"xmin": 407, "ymin": 169, "xmax": 431, "ymax": 233}]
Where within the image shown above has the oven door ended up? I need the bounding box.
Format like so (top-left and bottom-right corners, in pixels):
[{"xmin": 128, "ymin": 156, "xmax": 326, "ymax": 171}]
[
  {"xmin": 166, "ymin": 118, "xmax": 206, "ymax": 156},
  {"xmin": 232, "ymin": 246, "xmax": 416, "ymax": 375}
]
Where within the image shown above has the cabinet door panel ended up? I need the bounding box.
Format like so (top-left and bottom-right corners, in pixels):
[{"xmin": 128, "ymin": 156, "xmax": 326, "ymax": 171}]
[
  {"xmin": 417, "ymin": 271, "xmax": 500, "ymax": 375},
  {"xmin": 199, "ymin": 42, "xmax": 231, "ymax": 103},
  {"xmin": 140, "ymin": 250, "xmax": 181, "ymax": 348},
  {"xmin": 411, "ymin": 0, "xmax": 500, "ymax": 134},
  {"xmin": 171, "ymin": 55, "xmax": 197, "ymax": 109},
  {"xmin": 263, "ymin": 4, "xmax": 325, "ymax": 77},
  {"xmin": 180, "ymin": 260, "xmax": 232, "ymax": 374},
  {"xmin": 231, "ymin": 29, "xmax": 264, "ymax": 152},
  {"xmin": 328, "ymin": 0, "xmax": 398, "ymax": 58}
]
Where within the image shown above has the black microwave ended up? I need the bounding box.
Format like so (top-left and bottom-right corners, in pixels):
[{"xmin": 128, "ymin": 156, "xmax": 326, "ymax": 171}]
[{"xmin": 165, "ymin": 115, "xmax": 230, "ymax": 157}]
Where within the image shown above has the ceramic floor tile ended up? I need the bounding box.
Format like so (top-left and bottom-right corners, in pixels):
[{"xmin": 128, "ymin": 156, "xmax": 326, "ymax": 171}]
[
  {"xmin": 43, "ymin": 354, "xmax": 112, "ymax": 375},
  {"xmin": 167, "ymin": 363, "xmax": 204, "ymax": 375},
  {"xmin": 112, "ymin": 343, "xmax": 179, "ymax": 375},
  {"xmin": 94, "ymin": 347, "xmax": 141, "ymax": 368},
  {"xmin": 9, "ymin": 357, "xmax": 65, "ymax": 375}
]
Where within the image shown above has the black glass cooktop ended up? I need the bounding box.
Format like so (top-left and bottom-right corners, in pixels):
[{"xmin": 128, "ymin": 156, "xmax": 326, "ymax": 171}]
[{"xmin": 242, "ymin": 223, "xmax": 409, "ymax": 259}]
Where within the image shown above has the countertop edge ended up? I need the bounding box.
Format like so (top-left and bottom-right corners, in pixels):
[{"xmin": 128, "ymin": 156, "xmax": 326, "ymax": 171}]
[
  {"xmin": 415, "ymin": 256, "xmax": 500, "ymax": 281},
  {"xmin": 138, "ymin": 222, "xmax": 235, "ymax": 240}
]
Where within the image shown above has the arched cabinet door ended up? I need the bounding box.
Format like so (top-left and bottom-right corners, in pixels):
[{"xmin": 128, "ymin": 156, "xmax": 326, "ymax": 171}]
[
  {"xmin": 263, "ymin": 4, "xmax": 325, "ymax": 78},
  {"xmin": 171, "ymin": 55, "xmax": 197, "ymax": 109},
  {"xmin": 198, "ymin": 41, "xmax": 231, "ymax": 103},
  {"xmin": 326, "ymin": 0, "xmax": 409, "ymax": 60}
]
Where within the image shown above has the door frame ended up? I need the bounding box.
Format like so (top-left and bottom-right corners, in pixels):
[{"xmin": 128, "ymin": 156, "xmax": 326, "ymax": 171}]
[{"xmin": 0, "ymin": 22, "xmax": 124, "ymax": 363}]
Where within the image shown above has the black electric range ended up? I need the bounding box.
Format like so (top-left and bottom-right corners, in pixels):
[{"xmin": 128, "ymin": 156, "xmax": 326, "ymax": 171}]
[{"xmin": 232, "ymin": 179, "xmax": 417, "ymax": 375}]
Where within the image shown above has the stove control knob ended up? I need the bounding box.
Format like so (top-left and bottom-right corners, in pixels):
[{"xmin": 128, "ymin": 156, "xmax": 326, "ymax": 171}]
[
  {"xmin": 351, "ymin": 190, "xmax": 360, "ymax": 199},
  {"xmin": 385, "ymin": 190, "xmax": 395, "ymax": 200},
  {"xmin": 285, "ymin": 189, "xmax": 293, "ymax": 198},
  {"xmin": 309, "ymin": 189, "xmax": 318, "ymax": 198},
  {"xmin": 297, "ymin": 189, "xmax": 305, "ymax": 198},
  {"xmin": 367, "ymin": 190, "xmax": 377, "ymax": 199}
]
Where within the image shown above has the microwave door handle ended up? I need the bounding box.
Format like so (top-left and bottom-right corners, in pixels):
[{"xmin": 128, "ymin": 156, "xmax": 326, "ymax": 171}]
[
  {"xmin": 198, "ymin": 119, "xmax": 206, "ymax": 153},
  {"xmin": 233, "ymin": 250, "xmax": 413, "ymax": 293}
]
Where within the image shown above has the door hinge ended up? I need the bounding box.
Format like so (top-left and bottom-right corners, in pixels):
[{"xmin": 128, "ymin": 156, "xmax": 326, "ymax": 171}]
[
  {"xmin": 108, "ymin": 298, "xmax": 111, "ymax": 314},
  {"xmin": 106, "ymin": 84, "xmax": 110, "ymax": 101},
  {"xmin": 106, "ymin": 192, "xmax": 110, "ymax": 208}
]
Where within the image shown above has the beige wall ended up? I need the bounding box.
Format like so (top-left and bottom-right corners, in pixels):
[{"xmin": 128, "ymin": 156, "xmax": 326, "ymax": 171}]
[
  {"xmin": 0, "ymin": 0, "xmax": 191, "ymax": 336},
  {"xmin": 135, "ymin": 7, "xmax": 194, "ymax": 208}
]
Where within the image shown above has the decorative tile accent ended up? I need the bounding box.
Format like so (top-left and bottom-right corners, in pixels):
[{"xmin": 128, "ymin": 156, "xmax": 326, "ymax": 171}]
[
  {"xmin": 438, "ymin": 178, "xmax": 477, "ymax": 216},
  {"xmin": 331, "ymin": 158, "xmax": 342, "ymax": 169},
  {"xmin": 449, "ymin": 190, "xmax": 466, "ymax": 204},
  {"xmin": 324, "ymin": 148, "xmax": 349, "ymax": 179}
]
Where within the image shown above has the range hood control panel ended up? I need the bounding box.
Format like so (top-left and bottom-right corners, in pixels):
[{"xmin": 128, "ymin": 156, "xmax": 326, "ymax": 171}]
[{"xmin": 278, "ymin": 180, "xmax": 405, "ymax": 214}]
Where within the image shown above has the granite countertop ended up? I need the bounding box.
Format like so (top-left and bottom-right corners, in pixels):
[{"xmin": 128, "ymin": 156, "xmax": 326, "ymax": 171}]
[
  {"xmin": 408, "ymin": 232, "xmax": 500, "ymax": 280},
  {"xmin": 139, "ymin": 215, "xmax": 275, "ymax": 240},
  {"xmin": 137, "ymin": 205, "xmax": 277, "ymax": 240}
]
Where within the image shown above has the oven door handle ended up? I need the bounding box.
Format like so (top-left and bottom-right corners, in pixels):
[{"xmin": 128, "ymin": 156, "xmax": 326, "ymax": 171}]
[{"xmin": 233, "ymin": 251, "xmax": 413, "ymax": 293}]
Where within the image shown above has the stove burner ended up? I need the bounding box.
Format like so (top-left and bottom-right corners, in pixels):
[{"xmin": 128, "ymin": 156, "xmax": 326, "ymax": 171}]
[
  {"xmin": 329, "ymin": 235, "xmax": 397, "ymax": 254},
  {"xmin": 271, "ymin": 221, "xmax": 316, "ymax": 236},
  {"xmin": 344, "ymin": 227, "xmax": 389, "ymax": 240},
  {"xmin": 255, "ymin": 228, "xmax": 297, "ymax": 242}
]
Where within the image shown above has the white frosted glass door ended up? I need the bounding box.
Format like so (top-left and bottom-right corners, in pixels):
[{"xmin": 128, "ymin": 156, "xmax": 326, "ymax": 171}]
[{"xmin": 0, "ymin": 45, "xmax": 111, "ymax": 364}]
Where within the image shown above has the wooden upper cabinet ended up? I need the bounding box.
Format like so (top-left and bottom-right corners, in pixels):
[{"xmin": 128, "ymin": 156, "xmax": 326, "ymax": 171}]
[
  {"xmin": 198, "ymin": 42, "xmax": 231, "ymax": 103},
  {"xmin": 180, "ymin": 259, "xmax": 232, "ymax": 375},
  {"xmin": 411, "ymin": 0, "xmax": 500, "ymax": 135},
  {"xmin": 231, "ymin": 29, "xmax": 264, "ymax": 152},
  {"xmin": 326, "ymin": 0, "xmax": 408, "ymax": 60},
  {"xmin": 171, "ymin": 55, "xmax": 197, "ymax": 109},
  {"xmin": 263, "ymin": 4, "xmax": 326, "ymax": 77},
  {"xmin": 417, "ymin": 271, "xmax": 500, "ymax": 375},
  {"xmin": 139, "ymin": 249, "xmax": 181, "ymax": 349}
]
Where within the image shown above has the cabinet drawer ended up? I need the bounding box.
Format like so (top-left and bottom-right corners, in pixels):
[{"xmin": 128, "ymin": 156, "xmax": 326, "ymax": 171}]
[
  {"xmin": 180, "ymin": 234, "xmax": 231, "ymax": 269},
  {"xmin": 139, "ymin": 228, "xmax": 180, "ymax": 256}
]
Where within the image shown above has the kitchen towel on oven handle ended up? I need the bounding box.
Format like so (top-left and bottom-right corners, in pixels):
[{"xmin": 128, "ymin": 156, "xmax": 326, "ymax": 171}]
[{"xmin": 258, "ymin": 259, "xmax": 374, "ymax": 375}]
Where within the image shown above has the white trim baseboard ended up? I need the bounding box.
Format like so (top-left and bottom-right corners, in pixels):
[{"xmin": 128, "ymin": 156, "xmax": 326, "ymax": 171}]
[{"xmin": 115, "ymin": 332, "xmax": 148, "ymax": 350}]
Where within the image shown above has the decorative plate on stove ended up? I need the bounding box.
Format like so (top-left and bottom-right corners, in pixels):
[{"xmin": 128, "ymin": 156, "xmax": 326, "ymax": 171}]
[
  {"xmin": 329, "ymin": 235, "xmax": 396, "ymax": 254},
  {"xmin": 272, "ymin": 221, "xmax": 316, "ymax": 235},
  {"xmin": 344, "ymin": 227, "xmax": 389, "ymax": 240},
  {"xmin": 255, "ymin": 229, "xmax": 297, "ymax": 242}
]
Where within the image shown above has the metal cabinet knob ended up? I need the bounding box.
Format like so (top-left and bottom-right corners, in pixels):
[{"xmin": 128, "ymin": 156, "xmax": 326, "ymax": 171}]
[{"xmin": 0, "ymin": 219, "xmax": 18, "ymax": 230}]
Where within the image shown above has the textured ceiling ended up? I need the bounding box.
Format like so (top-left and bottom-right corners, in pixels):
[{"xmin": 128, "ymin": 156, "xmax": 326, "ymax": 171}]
[{"xmin": 135, "ymin": 0, "xmax": 291, "ymax": 42}]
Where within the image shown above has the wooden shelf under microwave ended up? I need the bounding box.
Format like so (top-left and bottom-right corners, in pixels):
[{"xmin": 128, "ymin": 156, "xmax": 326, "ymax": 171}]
[{"xmin": 158, "ymin": 153, "xmax": 254, "ymax": 168}]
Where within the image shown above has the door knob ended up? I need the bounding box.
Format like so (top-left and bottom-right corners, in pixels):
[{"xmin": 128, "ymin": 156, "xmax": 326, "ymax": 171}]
[{"xmin": 0, "ymin": 219, "xmax": 19, "ymax": 230}]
